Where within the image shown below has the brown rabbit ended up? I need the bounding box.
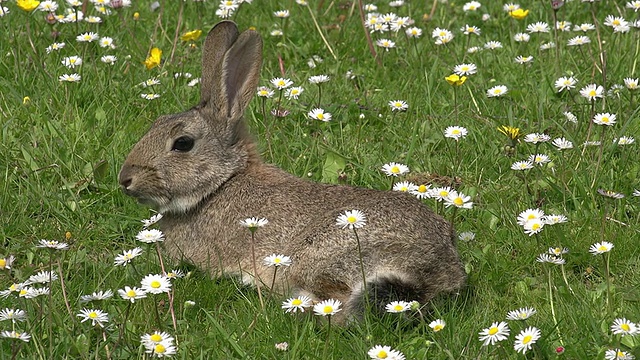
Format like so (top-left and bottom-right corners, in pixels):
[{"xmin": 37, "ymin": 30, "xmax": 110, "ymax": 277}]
[{"xmin": 119, "ymin": 21, "xmax": 466, "ymax": 322}]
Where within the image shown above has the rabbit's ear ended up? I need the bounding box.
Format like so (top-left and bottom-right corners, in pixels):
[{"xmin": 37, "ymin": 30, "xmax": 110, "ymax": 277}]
[
  {"xmin": 217, "ymin": 29, "xmax": 263, "ymax": 120},
  {"xmin": 200, "ymin": 21, "xmax": 240, "ymax": 105}
]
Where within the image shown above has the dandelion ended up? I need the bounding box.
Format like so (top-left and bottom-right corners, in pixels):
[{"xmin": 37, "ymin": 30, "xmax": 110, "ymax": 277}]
[
  {"xmin": 0, "ymin": 331, "xmax": 31, "ymax": 342},
  {"xmin": 593, "ymin": 113, "xmax": 617, "ymax": 126},
  {"xmin": 307, "ymin": 108, "xmax": 332, "ymax": 122},
  {"xmin": 313, "ymin": 299, "xmax": 342, "ymax": 316},
  {"xmin": 506, "ymin": 307, "xmax": 536, "ymax": 320},
  {"xmin": 589, "ymin": 241, "xmax": 614, "ymax": 255},
  {"xmin": 513, "ymin": 327, "xmax": 541, "ymax": 354},
  {"xmin": 144, "ymin": 48, "xmax": 162, "ymax": 70},
  {"xmin": 385, "ymin": 301, "xmax": 411, "ymax": 313},
  {"xmin": 611, "ymin": 318, "xmax": 638, "ymax": 336},
  {"xmin": 80, "ymin": 290, "xmax": 113, "ymax": 303},
  {"xmin": 136, "ymin": 229, "xmax": 164, "ymax": 243},
  {"xmin": 555, "ymin": 77, "xmax": 578, "ymax": 92},
  {"xmin": 487, "ymin": 85, "xmax": 508, "ymax": 97},
  {"xmin": 336, "ymin": 210, "xmax": 367, "ymax": 229},
  {"xmin": 429, "ymin": 319, "xmax": 446, "ymax": 332},
  {"xmin": 580, "ymin": 84, "xmax": 604, "ymax": 101},
  {"xmin": 444, "ymin": 126, "xmax": 468, "ymax": 140},
  {"xmin": 263, "ymin": 254, "xmax": 292, "ymax": 267},
  {"xmin": 140, "ymin": 274, "xmax": 172, "ymax": 294},
  {"xmin": 271, "ymin": 77, "xmax": 293, "ymax": 90},
  {"xmin": 77, "ymin": 308, "xmax": 109, "ymax": 327},
  {"xmin": 368, "ymin": 345, "xmax": 406, "ymax": 360},
  {"xmin": 479, "ymin": 321, "xmax": 510, "ymax": 346},
  {"xmin": 282, "ymin": 295, "xmax": 313, "ymax": 313},
  {"xmin": 388, "ymin": 100, "xmax": 408, "ymax": 111},
  {"xmin": 381, "ymin": 162, "xmax": 409, "ymax": 177},
  {"xmin": 59, "ymin": 74, "xmax": 82, "ymax": 83},
  {"xmin": 118, "ymin": 286, "xmax": 147, "ymax": 303}
]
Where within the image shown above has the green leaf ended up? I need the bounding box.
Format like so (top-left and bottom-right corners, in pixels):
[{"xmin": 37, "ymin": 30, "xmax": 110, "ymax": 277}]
[{"xmin": 321, "ymin": 151, "xmax": 346, "ymax": 184}]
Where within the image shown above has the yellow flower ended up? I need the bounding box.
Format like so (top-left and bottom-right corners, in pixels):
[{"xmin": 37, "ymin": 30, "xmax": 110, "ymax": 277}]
[
  {"xmin": 497, "ymin": 125, "xmax": 522, "ymax": 141},
  {"xmin": 445, "ymin": 74, "xmax": 467, "ymax": 86},
  {"xmin": 133, "ymin": 12, "xmax": 140, "ymax": 21},
  {"xmin": 17, "ymin": 0, "xmax": 40, "ymax": 12},
  {"xmin": 23, "ymin": 96, "xmax": 31, "ymax": 105},
  {"xmin": 509, "ymin": 9, "xmax": 529, "ymax": 20},
  {"xmin": 180, "ymin": 29, "xmax": 202, "ymax": 42},
  {"xmin": 144, "ymin": 48, "xmax": 162, "ymax": 70}
]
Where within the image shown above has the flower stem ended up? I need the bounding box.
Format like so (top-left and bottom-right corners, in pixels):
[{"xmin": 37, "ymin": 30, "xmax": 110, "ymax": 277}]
[{"xmin": 250, "ymin": 231, "xmax": 265, "ymax": 311}]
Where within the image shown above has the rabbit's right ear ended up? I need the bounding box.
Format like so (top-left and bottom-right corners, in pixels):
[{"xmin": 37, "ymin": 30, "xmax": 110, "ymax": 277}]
[{"xmin": 200, "ymin": 21, "xmax": 240, "ymax": 106}]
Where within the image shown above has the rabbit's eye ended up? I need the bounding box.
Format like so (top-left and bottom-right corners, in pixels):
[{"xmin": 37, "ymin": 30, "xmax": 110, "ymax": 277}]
[{"xmin": 172, "ymin": 136, "xmax": 195, "ymax": 152}]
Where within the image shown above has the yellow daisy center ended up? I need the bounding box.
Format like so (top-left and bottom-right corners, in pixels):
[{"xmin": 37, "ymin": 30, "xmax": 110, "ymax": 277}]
[
  {"xmin": 452, "ymin": 129, "xmax": 460, "ymax": 135},
  {"xmin": 155, "ymin": 344, "xmax": 166, "ymax": 353},
  {"xmin": 150, "ymin": 280, "xmax": 161, "ymax": 288},
  {"xmin": 347, "ymin": 216, "xmax": 357, "ymax": 224},
  {"xmin": 489, "ymin": 327, "xmax": 499, "ymax": 335},
  {"xmin": 274, "ymin": 258, "xmax": 281, "ymax": 264},
  {"xmin": 127, "ymin": 290, "xmax": 136, "ymax": 297},
  {"xmin": 292, "ymin": 299, "xmax": 302, "ymax": 306},
  {"xmin": 88, "ymin": 312, "xmax": 98, "ymax": 319},
  {"xmin": 323, "ymin": 305, "xmax": 333, "ymax": 313},
  {"xmin": 493, "ymin": 89, "xmax": 502, "ymax": 94},
  {"xmin": 0, "ymin": 259, "xmax": 6, "ymax": 268},
  {"xmin": 418, "ymin": 185, "xmax": 427, "ymax": 193},
  {"xmin": 598, "ymin": 245, "xmax": 607, "ymax": 252},
  {"xmin": 439, "ymin": 191, "xmax": 448, "ymax": 197},
  {"xmin": 377, "ymin": 350, "xmax": 388, "ymax": 358},
  {"xmin": 527, "ymin": 214, "xmax": 536, "ymax": 220},
  {"xmin": 433, "ymin": 324, "xmax": 444, "ymax": 331},
  {"xmin": 317, "ymin": 113, "xmax": 324, "ymax": 120},
  {"xmin": 394, "ymin": 304, "xmax": 403, "ymax": 311},
  {"xmin": 400, "ymin": 186, "xmax": 408, "ymax": 191},
  {"xmin": 453, "ymin": 197, "xmax": 464, "ymax": 206},
  {"xmin": 522, "ymin": 335, "xmax": 532, "ymax": 344},
  {"xmin": 531, "ymin": 223, "xmax": 540, "ymax": 230},
  {"xmin": 150, "ymin": 334, "xmax": 163, "ymax": 342},
  {"xmin": 613, "ymin": 20, "xmax": 620, "ymax": 25},
  {"xmin": 589, "ymin": 90, "xmax": 596, "ymax": 96},
  {"xmin": 621, "ymin": 323, "xmax": 630, "ymax": 331},
  {"xmin": 390, "ymin": 166, "xmax": 400, "ymax": 173},
  {"xmin": 277, "ymin": 80, "xmax": 285, "ymax": 87},
  {"xmin": 601, "ymin": 117, "xmax": 609, "ymax": 123},
  {"xmin": 395, "ymin": 102, "xmax": 402, "ymax": 107},
  {"xmin": 19, "ymin": 289, "xmax": 27, "ymax": 296},
  {"xmin": 291, "ymin": 90, "xmax": 298, "ymax": 95}
]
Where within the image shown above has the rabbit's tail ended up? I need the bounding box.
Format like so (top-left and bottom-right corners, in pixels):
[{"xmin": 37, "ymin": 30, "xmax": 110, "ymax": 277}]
[{"xmin": 346, "ymin": 271, "xmax": 425, "ymax": 318}]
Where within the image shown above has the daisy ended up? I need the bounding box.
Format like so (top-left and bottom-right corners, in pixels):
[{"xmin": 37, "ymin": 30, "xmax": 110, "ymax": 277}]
[
  {"xmin": 240, "ymin": 217, "xmax": 268, "ymax": 229},
  {"xmin": 410, "ymin": 184, "xmax": 431, "ymax": 199},
  {"xmin": 478, "ymin": 321, "xmax": 510, "ymax": 346},
  {"xmin": 313, "ymin": 299, "xmax": 342, "ymax": 316},
  {"xmin": 429, "ymin": 319, "xmax": 446, "ymax": 332},
  {"xmin": 282, "ymin": 295, "xmax": 313, "ymax": 313},
  {"xmin": 257, "ymin": 86, "xmax": 275, "ymax": 98},
  {"xmin": 552, "ymin": 137, "xmax": 573, "ymax": 150},
  {"xmin": 540, "ymin": 42, "xmax": 556, "ymax": 50},
  {"xmin": 564, "ymin": 111, "xmax": 578, "ymax": 123},
  {"xmin": 405, "ymin": 27, "xmax": 422, "ymax": 38},
  {"xmin": 307, "ymin": 108, "xmax": 332, "ymax": 122},
  {"xmin": 308, "ymin": 75, "xmax": 330, "ymax": 84},
  {"xmin": 140, "ymin": 274, "xmax": 172, "ymax": 294},
  {"xmin": 430, "ymin": 187, "xmax": 453, "ymax": 201},
  {"xmin": 462, "ymin": 1, "xmax": 481, "ymax": 11},
  {"xmin": 21, "ymin": 287, "xmax": 50, "ymax": 299},
  {"xmin": 524, "ymin": 133, "xmax": 551, "ymax": 144},
  {"xmin": 528, "ymin": 154, "xmax": 550, "ymax": 165},
  {"xmin": 611, "ymin": 318, "xmax": 638, "ymax": 336},
  {"xmin": 615, "ymin": 136, "xmax": 635, "ymax": 145},
  {"xmin": 142, "ymin": 213, "xmax": 163, "ymax": 228},
  {"xmin": 605, "ymin": 349, "xmax": 635, "ymax": 360},
  {"xmin": 444, "ymin": 191, "xmax": 473, "ymax": 209},
  {"xmin": 487, "ymin": 85, "xmax": 508, "ymax": 97},
  {"xmin": 368, "ymin": 345, "xmax": 406, "ymax": 360},
  {"xmin": 393, "ymin": 181, "xmax": 418, "ymax": 192},
  {"xmin": 514, "ymin": 33, "xmax": 530, "ymax": 42},
  {"xmin": 38, "ymin": 1, "xmax": 59, "ymax": 12},
  {"xmin": 536, "ymin": 253, "xmax": 565, "ymax": 265},
  {"xmin": 627, "ymin": 1, "xmax": 640, "ymax": 11},
  {"xmin": 593, "ymin": 113, "xmax": 616, "ymax": 126},
  {"xmin": 275, "ymin": 342, "xmax": 289, "ymax": 351},
  {"xmin": 114, "ymin": 247, "xmax": 143, "ymax": 266},
  {"xmin": 381, "ymin": 162, "xmax": 409, "ymax": 176},
  {"xmin": 434, "ymin": 32, "xmax": 454, "ymax": 45},
  {"xmin": 506, "ymin": 307, "xmax": 536, "ymax": 320},
  {"xmin": 527, "ymin": 22, "xmax": 550, "ymax": 33},
  {"xmin": 385, "ymin": 301, "xmax": 411, "ymax": 313},
  {"xmin": 166, "ymin": 269, "xmax": 185, "ymax": 280},
  {"xmin": 59, "ymin": 74, "xmax": 82, "ymax": 83},
  {"xmin": 76, "ymin": 32, "xmax": 99, "ymax": 42},
  {"xmin": 444, "ymin": 126, "xmax": 468, "ymax": 140},
  {"xmin": 567, "ymin": 35, "xmax": 590, "ymax": 46},
  {"xmin": 555, "ymin": 76, "xmax": 578, "ymax": 92},
  {"xmin": 453, "ymin": 63, "xmax": 477, "ymax": 76},
  {"xmin": 80, "ymin": 290, "xmax": 113, "ymax": 303},
  {"xmin": 0, "ymin": 255, "xmax": 15, "ymax": 270},
  {"xmin": 284, "ymin": 86, "xmax": 304, "ymax": 100},
  {"xmin": 136, "ymin": 229, "xmax": 164, "ymax": 243},
  {"xmin": 0, "ymin": 331, "xmax": 31, "ymax": 342},
  {"xmin": 187, "ymin": 78, "xmax": 200, "ymax": 87},
  {"xmin": 458, "ymin": 232, "xmax": 475, "ymax": 242},
  {"xmin": 141, "ymin": 331, "xmax": 174, "ymax": 348},
  {"xmin": 388, "ymin": 100, "xmax": 408, "ymax": 111},
  {"xmin": 263, "ymin": 254, "xmax": 292, "ymax": 267},
  {"xmin": 46, "ymin": 42, "xmax": 66, "ymax": 53},
  {"xmin": 523, "ymin": 219, "xmax": 545, "ymax": 236},
  {"xmin": 624, "ymin": 78, "xmax": 639, "ymax": 90},
  {"xmin": 62, "ymin": 56, "xmax": 82, "ymax": 69},
  {"xmin": 0, "ymin": 308, "xmax": 27, "ymax": 323},
  {"xmin": 270, "ymin": 77, "xmax": 293, "ymax": 90},
  {"xmin": 544, "ymin": 214, "xmax": 568, "ymax": 224},
  {"xmin": 604, "ymin": 15, "xmax": 628, "ymax": 28},
  {"xmin": 118, "ymin": 286, "xmax": 147, "ymax": 303},
  {"xmin": 101, "ymin": 55, "xmax": 117, "ymax": 64},
  {"xmin": 467, "ymin": 46, "xmax": 482, "ymax": 53},
  {"xmin": 503, "ymin": 3, "xmax": 520, "ymax": 11},
  {"xmin": 0, "ymin": 6, "xmax": 9, "ymax": 16},
  {"xmin": 589, "ymin": 241, "xmax": 614, "ymax": 255},
  {"xmin": 483, "ymin": 41, "xmax": 503, "ymax": 49},
  {"xmin": 77, "ymin": 308, "xmax": 109, "ymax": 327},
  {"xmin": 548, "ymin": 247, "xmax": 569, "ymax": 256},
  {"xmin": 85, "ymin": 15, "xmax": 102, "ymax": 23},
  {"xmin": 580, "ymin": 84, "xmax": 604, "ymax": 101},
  {"xmin": 634, "ymin": 189, "xmax": 640, "ymax": 197},
  {"xmin": 514, "ymin": 327, "xmax": 541, "ymax": 354},
  {"xmin": 556, "ymin": 21, "xmax": 572, "ymax": 32},
  {"xmin": 377, "ymin": 39, "xmax": 396, "ymax": 51},
  {"xmin": 25, "ymin": 271, "xmax": 58, "ymax": 285},
  {"xmin": 515, "ymin": 55, "xmax": 533, "ymax": 64},
  {"xmin": 37, "ymin": 239, "xmax": 69, "ymax": 250},
  {"xmin": 273, "ymin": 10, "xmax": 289, "ymax": 18},
  {"xmin": 336, "ymin": 210, "xmax": 367, "ymax": 229},
  {"xmin": 461, "ymin": 25, "xmax": 481, "ymax": 36}
]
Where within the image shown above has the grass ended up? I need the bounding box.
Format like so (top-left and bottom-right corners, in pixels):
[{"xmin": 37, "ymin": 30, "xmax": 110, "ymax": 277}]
[{"xmin": 1, "ymin": 0, "xmax": 640, "ymax": 358}]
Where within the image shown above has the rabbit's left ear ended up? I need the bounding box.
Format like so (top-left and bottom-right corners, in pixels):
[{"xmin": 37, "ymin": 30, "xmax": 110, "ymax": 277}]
[
  {"xmin": 217, "ymin": 29, "xmax": 263, "ymax": 120},
  {"xmin": 200, "ymin": 21, "xmax": 240, "ymax": 107}
]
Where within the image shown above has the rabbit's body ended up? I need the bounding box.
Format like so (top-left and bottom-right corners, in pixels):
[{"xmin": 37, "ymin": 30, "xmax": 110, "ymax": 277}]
[{"xmin": 119, "ymin": 21, "xmax": 465, "ymax": 321}]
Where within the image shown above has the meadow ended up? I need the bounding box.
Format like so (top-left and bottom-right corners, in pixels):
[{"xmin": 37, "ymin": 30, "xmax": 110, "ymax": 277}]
[{"xmin": 1, "ymin": 0, "xmax": 640, "ymax": 358}]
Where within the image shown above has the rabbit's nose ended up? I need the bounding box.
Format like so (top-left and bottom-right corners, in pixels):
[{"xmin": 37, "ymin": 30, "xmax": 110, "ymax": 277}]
[
  {"xmin": 119, "ymin": 165, "xmax": 134, "ymax": 189},
  {"xmin": 120, "ymin": 176, "xmax": 132, "ymax": 189}
]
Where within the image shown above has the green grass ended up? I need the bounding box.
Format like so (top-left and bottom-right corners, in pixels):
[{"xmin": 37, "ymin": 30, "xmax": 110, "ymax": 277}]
[{"xmin": 1, "ymin": 0, "xmax": 640, "ymax": 358}]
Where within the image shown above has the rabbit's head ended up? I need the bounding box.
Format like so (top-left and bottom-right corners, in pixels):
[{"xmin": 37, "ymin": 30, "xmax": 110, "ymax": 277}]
[{"xmin": 119, "ymin": 21, "xmax": 263, "ymax": 214}]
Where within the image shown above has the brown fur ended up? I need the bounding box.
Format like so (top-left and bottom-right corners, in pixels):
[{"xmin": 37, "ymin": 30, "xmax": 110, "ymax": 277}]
[{"xmin": 119, "ymin": 21, "xmax": 466, "ymax": 322}]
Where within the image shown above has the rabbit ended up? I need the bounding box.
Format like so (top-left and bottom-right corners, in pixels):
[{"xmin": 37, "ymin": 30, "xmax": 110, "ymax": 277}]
[{"xmin": 119, "ymin": 21, "xmax": 466, "ymax": 322}]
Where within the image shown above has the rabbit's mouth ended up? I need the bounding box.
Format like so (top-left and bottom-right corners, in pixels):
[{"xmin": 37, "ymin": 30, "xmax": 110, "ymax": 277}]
[{"xmin": 121, "ymin": 188, "xmax": 167, "ymax": 209}]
